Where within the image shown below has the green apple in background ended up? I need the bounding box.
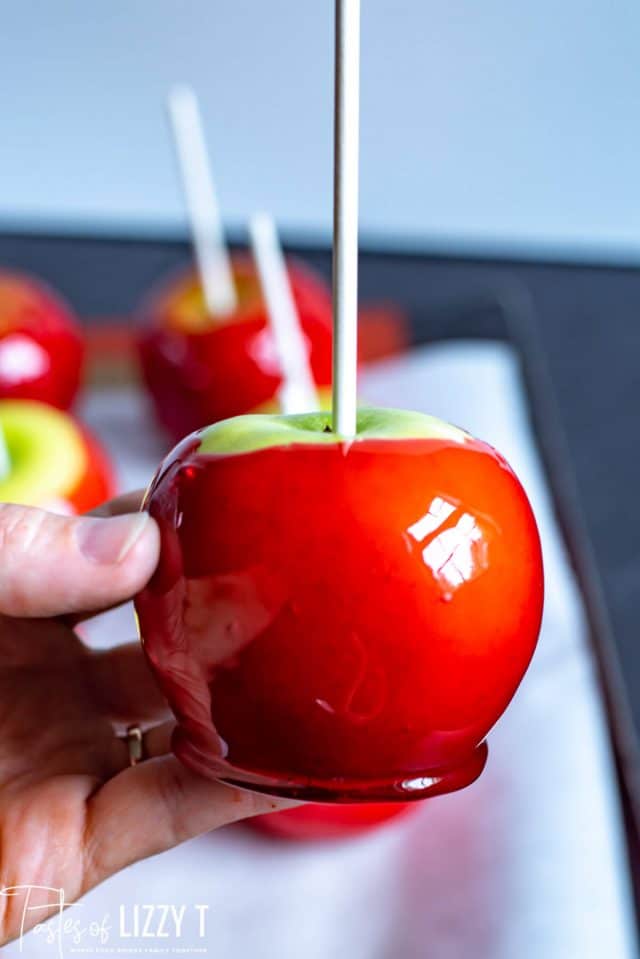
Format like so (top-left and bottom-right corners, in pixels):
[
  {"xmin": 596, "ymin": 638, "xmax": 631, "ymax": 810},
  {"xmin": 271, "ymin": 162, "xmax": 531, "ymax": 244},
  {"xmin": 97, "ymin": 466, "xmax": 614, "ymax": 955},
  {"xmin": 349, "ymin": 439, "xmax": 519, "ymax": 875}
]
[{"xmin": 0, "ymin": 399, "xmax": 114, "ymax": 513}]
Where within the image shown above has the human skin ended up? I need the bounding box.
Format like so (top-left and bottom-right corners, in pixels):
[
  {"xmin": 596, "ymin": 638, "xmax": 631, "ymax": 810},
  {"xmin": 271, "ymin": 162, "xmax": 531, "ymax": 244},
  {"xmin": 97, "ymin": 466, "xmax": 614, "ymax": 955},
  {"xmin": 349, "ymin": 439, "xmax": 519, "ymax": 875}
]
[{"xmin": 0, "ymin": 493, "xmax": 290, "ymax": 946}]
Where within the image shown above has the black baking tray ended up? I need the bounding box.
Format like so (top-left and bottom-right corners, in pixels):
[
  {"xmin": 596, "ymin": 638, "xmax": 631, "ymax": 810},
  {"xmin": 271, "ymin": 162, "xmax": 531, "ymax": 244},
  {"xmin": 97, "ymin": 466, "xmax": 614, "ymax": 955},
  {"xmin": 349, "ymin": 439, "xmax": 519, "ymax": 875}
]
[{"xmin": 1, "ymin": 229, "xmax": 639, "ymax": 919}]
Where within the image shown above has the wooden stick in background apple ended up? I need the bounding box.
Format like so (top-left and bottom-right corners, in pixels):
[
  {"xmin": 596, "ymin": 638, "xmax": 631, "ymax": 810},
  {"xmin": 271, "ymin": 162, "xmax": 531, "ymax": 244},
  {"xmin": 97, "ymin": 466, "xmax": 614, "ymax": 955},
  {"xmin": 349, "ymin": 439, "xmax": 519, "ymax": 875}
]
[
  {"xmin": 249, "ymin": 212, "xmax": 318, "ymax": 415},
  {"xmin": 332, "ymin": 0, "xmax": 360, "ymax": 438},
  {"xmin": 167, "ymin": 84, "xmax": 238, "ymax": 317}
]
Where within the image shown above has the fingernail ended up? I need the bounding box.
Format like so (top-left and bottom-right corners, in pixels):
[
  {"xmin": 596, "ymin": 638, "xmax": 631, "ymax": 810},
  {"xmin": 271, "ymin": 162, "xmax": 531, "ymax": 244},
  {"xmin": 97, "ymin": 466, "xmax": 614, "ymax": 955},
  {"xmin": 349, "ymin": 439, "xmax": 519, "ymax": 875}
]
[{"xmin": 77, "ymin": 513, "xmax": 151, "ymax": 565}]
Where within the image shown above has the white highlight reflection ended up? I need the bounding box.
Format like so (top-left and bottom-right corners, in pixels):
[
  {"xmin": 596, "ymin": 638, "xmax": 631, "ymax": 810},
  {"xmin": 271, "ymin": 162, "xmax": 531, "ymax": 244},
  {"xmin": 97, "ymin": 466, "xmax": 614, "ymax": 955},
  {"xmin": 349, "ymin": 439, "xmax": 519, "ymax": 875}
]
[
  {"xmin": 407, "ymin": 497, "xmax": 489, "ymax": 593},
  {"xmin": 406, "ymin": 495, "xmax": 455, "ymax": 542},
  {"xmin": 248, "ymin": 327, "xmax": 282, "ymax": 376},
  {"xmin": 401, "ymin": 776, "xmax": 441, "ymax": 791},
  {"xmin": 0, "ymin": 334, "xmax": 50, "ymax": 384}
]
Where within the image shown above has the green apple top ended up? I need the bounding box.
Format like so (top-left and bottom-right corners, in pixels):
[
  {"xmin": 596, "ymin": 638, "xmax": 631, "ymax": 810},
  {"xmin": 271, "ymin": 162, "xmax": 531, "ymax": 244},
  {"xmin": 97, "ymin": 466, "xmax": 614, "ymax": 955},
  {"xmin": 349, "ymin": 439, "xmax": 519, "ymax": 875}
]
[{"xmin": 196, "ymin": 407, "xmax": 470, "ymax": 456}]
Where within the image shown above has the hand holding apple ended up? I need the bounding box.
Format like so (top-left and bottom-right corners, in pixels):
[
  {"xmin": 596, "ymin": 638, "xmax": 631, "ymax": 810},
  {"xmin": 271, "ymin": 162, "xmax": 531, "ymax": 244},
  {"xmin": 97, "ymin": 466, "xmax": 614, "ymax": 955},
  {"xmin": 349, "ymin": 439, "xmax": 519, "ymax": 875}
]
[{"xmin": 0, "ymin": 492, "xmax": 296, "ymax": 947}]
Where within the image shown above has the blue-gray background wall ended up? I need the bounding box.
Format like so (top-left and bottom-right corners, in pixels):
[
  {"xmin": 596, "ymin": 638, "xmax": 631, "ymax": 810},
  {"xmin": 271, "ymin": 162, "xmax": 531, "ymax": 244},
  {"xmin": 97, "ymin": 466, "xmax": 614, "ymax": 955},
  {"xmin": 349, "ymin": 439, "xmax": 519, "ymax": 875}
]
[{"xmin": 0, "ymin": 1, "xmax": 638, "ymax": 260}]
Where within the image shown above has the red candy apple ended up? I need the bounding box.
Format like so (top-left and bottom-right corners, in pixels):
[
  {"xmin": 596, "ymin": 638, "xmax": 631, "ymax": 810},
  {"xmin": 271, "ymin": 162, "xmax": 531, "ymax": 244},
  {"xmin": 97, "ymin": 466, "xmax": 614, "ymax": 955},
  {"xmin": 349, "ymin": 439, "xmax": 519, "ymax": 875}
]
[
  {"xmin": 0, "ymin": 399, "xmax": 115, "ymax": 514},
  {"xmin": 0, "ymin": 271, "xmax": 85, "ymax": 409},
  {"xmin": 246, "ymin": 800, "xmax": 412, "ymax": 841},
  {"xmin": 137, "ymin": 258, "xmax": 333, "ymax": 440},
  {"xmin": 135, "ymin": 407, "xmax": 544, "ymax": 803}
]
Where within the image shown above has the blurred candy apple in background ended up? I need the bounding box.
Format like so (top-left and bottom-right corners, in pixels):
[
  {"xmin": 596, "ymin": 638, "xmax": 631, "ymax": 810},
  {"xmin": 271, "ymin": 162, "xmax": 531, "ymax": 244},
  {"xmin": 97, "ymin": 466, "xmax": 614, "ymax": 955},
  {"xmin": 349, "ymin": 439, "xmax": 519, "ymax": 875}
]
[
  {"xmin": 137, "ymin": 258, "xmax": 333, "ymax": 440},
  {"xmin": 0, "ymin": 271, "xmax": 85, "ymax": 409},
  {"xmin": 135, "ymin": 406, "xmax": 544, "ymax": 804},
  {"xmin": 0, "ymin": 399, "xmax": 115, "ymax": 514}
]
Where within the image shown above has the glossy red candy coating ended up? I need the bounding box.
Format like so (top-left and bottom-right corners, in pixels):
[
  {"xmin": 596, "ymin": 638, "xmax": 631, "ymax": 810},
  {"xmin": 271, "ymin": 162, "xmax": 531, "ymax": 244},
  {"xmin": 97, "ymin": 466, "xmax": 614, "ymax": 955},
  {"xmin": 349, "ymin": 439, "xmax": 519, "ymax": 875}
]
[
  {"xmin": 137, "ymin": 258, "xmax": 333, "ymax": 440},
  {"xmin": 246, "ymin": 801, "xmax": 413, "ymax": 840},
  {"xmin": 0, "ymin": 272, "xmax": 84, "ymax": 409},
  {"xmin": 135, "ymin": 435, "xmax": 543, "ymax": 802}
]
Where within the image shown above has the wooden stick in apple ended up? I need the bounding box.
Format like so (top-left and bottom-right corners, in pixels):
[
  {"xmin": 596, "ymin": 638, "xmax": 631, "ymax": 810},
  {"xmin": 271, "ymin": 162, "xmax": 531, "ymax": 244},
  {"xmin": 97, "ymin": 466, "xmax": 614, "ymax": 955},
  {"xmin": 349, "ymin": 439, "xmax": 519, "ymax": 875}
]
[
  {"xmin": 249, "ymin": 212, "xmax": 318, "ymax": 415},
  {"xmin": 167, "ymin": 84, "xmax": 238, "ymax": 317},
  {"xmin": 332, "ymin": 0, "xmax": 360, "ymax": 438}
]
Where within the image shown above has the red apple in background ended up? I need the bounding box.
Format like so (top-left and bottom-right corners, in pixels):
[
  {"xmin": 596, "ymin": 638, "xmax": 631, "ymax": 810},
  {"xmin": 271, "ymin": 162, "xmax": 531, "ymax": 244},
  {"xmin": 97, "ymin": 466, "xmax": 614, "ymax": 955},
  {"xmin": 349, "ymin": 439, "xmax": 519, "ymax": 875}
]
[
  {"xmin": 0, "ymin": 400, "xmax": 115, "ymax": 514},
  {"xmin": 137, "ymin": 257, "xmax": 333, "ymax": 441},
  {"xmin": 135, "ymin": 407, "xmax": 544, "ymax": 803},
  {"xmin": 0, "ymin": 271, "xmax": 85, "ymax": 409}
]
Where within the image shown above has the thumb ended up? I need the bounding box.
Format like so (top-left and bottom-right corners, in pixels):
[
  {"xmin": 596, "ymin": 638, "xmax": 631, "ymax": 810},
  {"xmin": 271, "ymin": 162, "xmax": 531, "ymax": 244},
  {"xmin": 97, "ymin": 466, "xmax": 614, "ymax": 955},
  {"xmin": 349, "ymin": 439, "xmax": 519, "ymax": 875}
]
[{"xmin": 0, "ymin": 503, "xmax": 159, "ymax": 617}]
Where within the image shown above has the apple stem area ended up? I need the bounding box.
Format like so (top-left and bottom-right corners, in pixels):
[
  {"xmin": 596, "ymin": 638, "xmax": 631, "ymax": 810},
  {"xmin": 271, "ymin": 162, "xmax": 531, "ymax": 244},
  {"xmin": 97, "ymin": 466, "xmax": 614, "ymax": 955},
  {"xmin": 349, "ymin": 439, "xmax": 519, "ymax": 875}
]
[
  {"xmin": 167, "ymin": 84, "xmax": 238, "ymax": 318},
  {"xmin": 331, "ymin": 0, "xmax": 360, "ymax": 439}
]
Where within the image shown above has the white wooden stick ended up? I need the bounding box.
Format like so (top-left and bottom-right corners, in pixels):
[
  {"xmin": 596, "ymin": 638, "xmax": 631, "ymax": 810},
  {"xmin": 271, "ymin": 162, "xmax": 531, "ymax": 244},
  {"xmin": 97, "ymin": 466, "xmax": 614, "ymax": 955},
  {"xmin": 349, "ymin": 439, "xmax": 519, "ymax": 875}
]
[
  {"xmin": 0, "ymin": 422, "xmax": 10, "ymax": 483},
  {"xmin": 332, "ymin": 0, "xmax": 360, "ymax": 437},
  {"xmin": 167, "ymin": 85, "xmax": 238, "ymax": 317},
  {"xmin": 250, "ymin": 212, "xmax": 318, "ymax": 415}
]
